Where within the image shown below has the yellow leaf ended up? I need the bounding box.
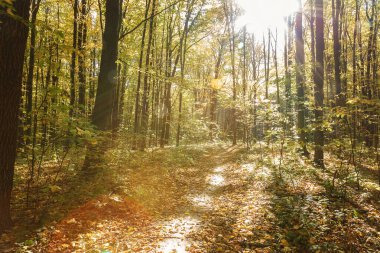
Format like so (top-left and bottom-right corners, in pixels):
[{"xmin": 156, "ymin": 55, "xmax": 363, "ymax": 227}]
[
  {"xmin": 49, "ymin": 185, "xmax": 61, "ymax": 193},
  {"xmin": 281, "ymin": 239, "xmax": 289, "ymax": 246}
]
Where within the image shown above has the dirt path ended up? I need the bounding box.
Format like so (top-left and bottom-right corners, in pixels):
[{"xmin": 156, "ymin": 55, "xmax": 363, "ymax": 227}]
[
  {"xmin": 26, "ymin": 145, "xmax": 271, "ymax": 252},
  {"xmin": 12, "ymin": 144, "xmax": 380, "ymax": 252}
]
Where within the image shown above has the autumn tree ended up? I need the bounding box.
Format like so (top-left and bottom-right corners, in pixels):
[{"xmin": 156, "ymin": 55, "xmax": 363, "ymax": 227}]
[
  {"xmin": 295, "ymin": 0, "xmax": 309, "ymax": 156},
  {"xmin": 0, "ymin": 0, "xmax": 31, "ymax": 232},
  {"xmin": 314, "ymin": 0, "xmax": 324, "ymax": 167}
]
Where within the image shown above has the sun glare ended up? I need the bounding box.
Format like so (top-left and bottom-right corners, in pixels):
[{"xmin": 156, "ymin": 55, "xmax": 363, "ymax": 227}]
[{"xmin": 236, "ymin": 0, "xmax": 299, "ymax": 35}]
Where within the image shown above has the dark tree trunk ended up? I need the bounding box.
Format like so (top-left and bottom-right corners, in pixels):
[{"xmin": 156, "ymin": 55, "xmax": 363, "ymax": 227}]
[
  {"xmin": 272, "ymin": 29, "xmax": 280, "ymax": 104},
  {"xmin": 295, "ymin": 0, "xmax": 309, "ymax": 156},
  {"xmin": 252, "ymin": 34, "xmax": 258, "ymax": 142},
  {"xmin": 70, "ymin": 0, "xmax": 79, "ymax": 117},
  {"xmin": 25, "ymin": 0, "xmax": 41, "ymax": 143},
  {"xmin": 352, "ymin": 0, "xmax": 359, "ymax": 97},
  {"xmin": 176, "ymin": 0, "xmax": 195, "ymax": 147},
  {"xmin": 364, "ymin": 0, "xmax": 376, "ymax": 147},
  {"xmin": 141, "ymin": 0, "xmax": 157, "ymax": 150},
  {"xmin": 332, "ymin": 0, "xmax": 343, "ymax": 106},
  {"xmin": 310, "ymin": 0, "xmax": 316, "ymax": 83},
  {"xmin": 0, "ymin": 0, "xmax": 31, "ymax": 232},
  {"xmin": 78, "ymin": 0, "xmax": 88, "ymax": 115},
  {"xmin": 160, "ymin": 10, "xmax": 176, "ymax": 147},
  {"xmin": 89, "ymin": 47, "xmax": 96, "ymax": 114},
  {"xmin": 134, "ymin": 0, "xmax": 151, "ymax": 148},
  {"xmin": 314, "ymin": 0, "xmax": 325, "ymax": 167},
  {"xmin": 285, "ymin": 15, "xmax": 293, "ymax": 128},
  {"xmin": 92, "ymin": 0, "xmax": 120, "ymax": 130},
  {"xmin": 266, "ymin": 29, "xmax": 271, "ymax": 99}
]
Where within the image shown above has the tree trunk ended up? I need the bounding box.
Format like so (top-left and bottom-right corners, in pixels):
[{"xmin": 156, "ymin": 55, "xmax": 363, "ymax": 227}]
[
  {"xmin": 266, "ymin": 29, "xmax": 271, "ymax": 99},
  {"xmin": 0, "ymin": 0, "xmax": 31, "ymax": 232},
  {"xmin": 134, "ymin": 0, "xmax": 151, "ymax": 148},
  {"xmin": 332, "ymin": 0, "xmax": 343, "ymax": 106},
  {"xmin": 78, "ymin": 0, "xmax": 88, "ymax": 115},
  {"xmin": 25, "ymin": 0, "xmax": 41, "ymax": 143},
  {"xmin": 295, "ymin": 0, "xmax": 309, "ymax": 156},
  {"xmin": 314, "ymin": 0, "xmax": 325, "ymax": 167},
  {"xmin": 272, "ymin": 29, "xmax": 280, "ymax": 104},
  {"xmin": 70, "ymin": 0, "xmax": 79, "ymax": 118},
  {"xmin": 141, "ymin": 0, "xmax": 157, "ymax": 150},
  {"xmin": 224, "ymin": 1, "xmax": 237, "ymax": 145},
  {"xmin": 92, "ymin": 0, "xmax": 120, "ymax": 130},
  {"xmin": 209, "ymin": 40, "xmax": 224, "ymax": 140},
  {"xmin": 285, "ymin": 15, "xmax": 293, "ymax": 129}
]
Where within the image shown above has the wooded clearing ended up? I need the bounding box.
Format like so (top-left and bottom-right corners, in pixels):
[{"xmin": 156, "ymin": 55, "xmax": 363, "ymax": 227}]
[{"xmin": 0, "ymin": 0, "xmax": 379, "ymax": 252}]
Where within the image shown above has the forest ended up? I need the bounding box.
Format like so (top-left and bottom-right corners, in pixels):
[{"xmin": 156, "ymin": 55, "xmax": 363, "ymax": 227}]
[{"xmin": 0, "ymin": 0, "xmax": 379, "ymax": 252}]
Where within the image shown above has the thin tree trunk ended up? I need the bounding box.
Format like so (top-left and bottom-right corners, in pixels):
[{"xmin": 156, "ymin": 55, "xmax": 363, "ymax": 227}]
[
  {"xmin": 141, "ymin": 0, "xmax": 157, "ymax": 149},
  {"xmin": 70, "ymin": 0, "xmax": 79, "ymax": 117},
  {"xmin": 25, "ymin": 0, "xmax": 41, "ymax": 143},
  {"xmin": 272, "ymin": 29, "xmax": 280, "ymax": 104},
  {"xmin": 78, "ymin": 0, "xmax": 88, "ymax": 115},
  {"xmin": 314, "ymin": 0, "xmax": 325, "ymax": 166},
  {"xmin": 209, "ymin": 40, "xmax": 224, "ymax": 140},
  {"xmin": 266, "ymin": 29, "xmax": 271, "ymax": 100},
  {"xmin": 295, "ymin": 0, "xmax": 309, "ymax": 156},
  {"xmin": 134, "ymin": 0, "xmax": 151, "ymax": 148},
  {"xmin": 285, "ymin": 15, "xmax": 293, "ymax": 129},
  {"xmin": 333, "ymin": 0, "xmax": 343, "ymax": 106}
]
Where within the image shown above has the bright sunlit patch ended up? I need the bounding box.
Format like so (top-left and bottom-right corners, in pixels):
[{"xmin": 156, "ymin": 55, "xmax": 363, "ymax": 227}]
[
  {"xmin": 236, "ymin": 0, "xmax": 299, "ymax": 35},
  {"xmin": 256, "ymin": 166, "xmax": 271, "ymax": 179},
  {"xmin": 241, "ymin": 163, "xmax": 255, "ymax": 173},
  {"xmin": 208, "ymin": 174, "xmax": 225, "ymax": 186},
  {"xmin": 213, "ymin": 166, "xmax": 225, "ymax": 173},
  {"xmin": 157, "ymin": 216, "xmax": 200, "ymax": 253},
  {"xmin": 188, "ymin": 194, "xmax": 213, "ymax": 209}
]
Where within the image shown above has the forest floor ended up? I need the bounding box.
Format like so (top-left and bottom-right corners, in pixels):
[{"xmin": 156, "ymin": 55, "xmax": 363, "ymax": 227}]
[{"xmin": 1, "ymin": 142, "xmax": 380, "ymax": 252}]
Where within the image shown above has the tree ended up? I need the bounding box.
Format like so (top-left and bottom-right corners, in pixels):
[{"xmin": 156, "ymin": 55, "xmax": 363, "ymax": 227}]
[
  {"xmin": 78, "ymin": 0, "xmax": 88, "ymax": 115},
  {"xmin": 314, "ymin": 0, "xmax": 325, "ymax": 167},
  {"xmin": 141, "ymin": 0, "xmax": 157, "ymax": 149},
  {"xmin": 69, "ymin": 0, "xmax": 79, "ymax": 118},
  {"xmin": 284, "ymin": 15, "xmax": 294, "ymax": 131},
  {"xmin": 332, "ymin": 0, "xmax": 343, "ymax": 106},
  {"xmin": 134, "ymin": 0, "xmax": 151, "ymax": 148},
  {"xmin": 224, "ymin": 0, "xmax": 237, "ymax": 145},
  {"xmin": 295, "ymin": 0, "xmax": 309, "ymax": 156},
  {"xmin": 92, "ymin": 0, "xmax": 121, "ymax": 130},
  {"xmin": 209, "ymin": 38, "xmax": 225, "ymax": 140},
  {"xmin": 25, "ymin": 0, "xmax": 41, "ymax": 143},
  {"xmin": 0, "ymin": 0, "xmax": 31, "ymax": 232}
]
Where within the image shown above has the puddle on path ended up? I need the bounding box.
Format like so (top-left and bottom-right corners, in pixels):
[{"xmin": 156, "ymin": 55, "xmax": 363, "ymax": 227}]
[{"xmin": 157, "ymin": 216, "xmax": 200, "ymax": 253}]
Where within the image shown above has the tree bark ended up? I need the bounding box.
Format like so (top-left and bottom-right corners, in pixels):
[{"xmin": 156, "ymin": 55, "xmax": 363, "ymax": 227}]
[
  {"xmin": 134, "ymin": 0, "xmax": 151, "ymax": 148},
  {"xmin": 209, "ymin": 40, "xmax": 224, "ymax": 140},
  {"xmin": 0, "ymin": 0, "xmax": 31, "ymax": 232},
  {"xmin": 332, "ymin": 0, "xmax": 343, "ymax": 106},
  {"xmin": 78, "ymin": 0, "xmax": 88, "ymax": 115},
  {"xmin": 92, "ymin": 0, "xmax": 120, "ymax": 130},
  {"xmin": 314, "ymin": 0, "xmax": 325, "ymax": 166},
  {"xmin": 70, "ymin": 0, "xmax": 79, "ymax": 118},
  {"xmin": 25, "ymin": 0, "xmax": 41, "ymax": 143},
  {"xmin": 141, "ymin": 0, "xmax": 157, "ymax": 149},
  {"xmin": 295, "ymin": 0, "xmax": 309, "ymax": 156}
]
